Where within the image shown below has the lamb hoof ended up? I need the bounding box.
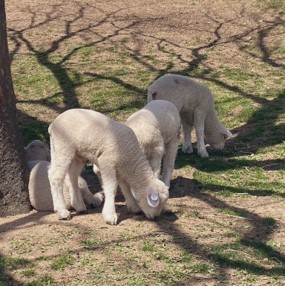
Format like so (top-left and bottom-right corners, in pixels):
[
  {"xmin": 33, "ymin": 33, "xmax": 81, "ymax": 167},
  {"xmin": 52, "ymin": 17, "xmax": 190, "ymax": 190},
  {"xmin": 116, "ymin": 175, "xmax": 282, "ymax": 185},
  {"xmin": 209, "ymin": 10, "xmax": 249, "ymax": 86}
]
[
  {"xmin": 58, "ymin": 209, "xmax": 71, "ymax": 220},
  {"xmin": 198, "ymin": 150, "xmax": 209, "ymax": 158},
  {"xmin": 92, "ymin": 192, "xmax": 104, "ymax": 207},
  {"xmin": 72, "ymin": 200, "xmax": 87, "ymax": 213},
  {"xmin": 75, "ymin": 205, "xmax": 87, "ymax": 214},
  {"xmin": 127, "ymin": 204, "xmax": 141, "ymax": 214},
  {"xmin": 102, "ymin": 212, "xmax": 118, "ymax": 225},
  {"xmin": 182, "ymin": 145, "xmax": 193, "ymax": 154}
]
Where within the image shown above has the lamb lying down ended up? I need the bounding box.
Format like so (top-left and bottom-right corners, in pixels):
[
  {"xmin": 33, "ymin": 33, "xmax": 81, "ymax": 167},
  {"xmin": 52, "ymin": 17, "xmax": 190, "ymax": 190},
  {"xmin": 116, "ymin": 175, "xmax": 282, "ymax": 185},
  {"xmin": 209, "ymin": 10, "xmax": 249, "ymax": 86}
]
[
  {"xmin": 48, "ymin": 109, "xmax": 169, "ymax": 224},
  {"xmin": 125, "ymin": 100, "xmax": 181, "ymax": 187},
  {"xmin": 28, "ymin": 160, "xmax": 104, "ymax": 211},
  {"xmin": 25, "ymin": 140, "xmax": 103, "ymax": 211},
  {"xmin": 25, "ymin": 139, "xmax": 51, "ymax": 162},
  {"xmin": 148, "ymin": 74, "xmax": 233, "ymax": 157}
]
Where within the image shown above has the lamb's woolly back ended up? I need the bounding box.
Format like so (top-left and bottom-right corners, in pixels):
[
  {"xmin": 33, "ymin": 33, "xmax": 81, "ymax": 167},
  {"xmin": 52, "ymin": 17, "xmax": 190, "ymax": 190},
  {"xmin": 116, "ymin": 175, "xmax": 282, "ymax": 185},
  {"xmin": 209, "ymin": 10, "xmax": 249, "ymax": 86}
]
[
  {"xmin": 147, "ymin": 74, "xmax": 213, "ymax": 113},
  {"xmin": 25, "ymin": 140, "xmax": 50, "ymax": 162},
  {"xmin": 126, "ymin": 100, "xmax": 180, "ymax": 186},
  {"xmin": 29, "ymin": 161, "xmax": 54, "ymax": 211},
  {"xmin": 127, "ymin": 99, "xmax": 180, "ymax": 142},
  {"xmin": 49, "ymin": 109, "xmax": 153, "ymax": 189},
  {"xmin": 147, "ymin": 74, "xmax": 233, "ymax": 157}
]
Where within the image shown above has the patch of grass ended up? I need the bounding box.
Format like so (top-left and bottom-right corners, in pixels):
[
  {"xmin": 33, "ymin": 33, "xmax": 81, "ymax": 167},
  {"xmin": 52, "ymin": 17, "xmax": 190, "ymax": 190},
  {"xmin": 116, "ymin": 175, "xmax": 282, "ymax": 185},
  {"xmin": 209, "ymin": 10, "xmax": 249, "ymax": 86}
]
[
  {"xmin": 187, "ymin": 210, "xmax": 200, "ymax": 218},
  {"xmin": 179, "ymin": 251, "xmax": 194, "ymax": 263},
  {"xmin": 189, "ymin": 263, "xmax": 214, "ymax": 274},
  {"xmin": 262, "ymin": 217, "xmax": 277, "ymax": 227},
  {"xmin": 0, "ymin": 256, "xmax": 29, "ymax": 270},
  {"xmin": 259, "ymin": 0, "xmax": 285, "ymax": 13},
  {"xmin": 218, "ymin": 207, "xmax": 245, "ymax": 217},
  {"xmin": 21, "ymin": 121, "xmax": 49, "ymax": 145},
  {"xmin": 10, "ymin": 238, "xmax": 33, "ymax": 255},
  {"xmin": 141, "ymin": 241, "xmax": 156, "ymax": 252},
  {"xmin": 51, "ymin": 254, "xmax": 74, "ymax": 271},
  {"xmin": 21, "ymin": 268, "xmax": 36, "ymax": 278},
  {"xmin": 81, "ymin": 238, "xmax": 104, "ymax": 250},
  {"xmin": 240, "ymin": 239, "xmax": 284, "ymax": 261},
  {"xmin": 27, "ymin": 275, "xmax": 55, "ymax": 286}
]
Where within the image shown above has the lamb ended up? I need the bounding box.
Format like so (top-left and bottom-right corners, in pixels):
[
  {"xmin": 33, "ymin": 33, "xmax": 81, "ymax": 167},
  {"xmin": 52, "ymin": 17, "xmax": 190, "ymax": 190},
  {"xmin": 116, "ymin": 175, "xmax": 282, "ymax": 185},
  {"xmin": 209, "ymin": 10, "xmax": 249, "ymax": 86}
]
[
  {"xmin": 25, "ymin": 140, "xmax": 103, "ymax": 211},
  {"xmin": 48, "ymin": 109, "xmax": 169, "ymax": 224},
  {"xmin": 25, "ymin": 139, "xmax": 51, "ymax": 162},
  {"xmin": 28, "ymin": 160, "xmax": 103, "ymax": 211},
  {"xmin": 147, "ymin": 74, "xmax": 233, "ymax": 158},
  {"xmin": 125, "ymin": 100, "xmax": 181, "ymax": 187}
]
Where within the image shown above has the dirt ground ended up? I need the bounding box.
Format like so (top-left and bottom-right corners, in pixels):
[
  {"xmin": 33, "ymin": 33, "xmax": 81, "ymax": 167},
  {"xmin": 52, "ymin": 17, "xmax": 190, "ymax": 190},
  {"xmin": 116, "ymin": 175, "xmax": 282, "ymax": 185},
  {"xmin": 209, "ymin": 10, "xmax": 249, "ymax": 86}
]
[{"xmin": 1, "ymin": 0, "xmax": 285, "ymax": 285}]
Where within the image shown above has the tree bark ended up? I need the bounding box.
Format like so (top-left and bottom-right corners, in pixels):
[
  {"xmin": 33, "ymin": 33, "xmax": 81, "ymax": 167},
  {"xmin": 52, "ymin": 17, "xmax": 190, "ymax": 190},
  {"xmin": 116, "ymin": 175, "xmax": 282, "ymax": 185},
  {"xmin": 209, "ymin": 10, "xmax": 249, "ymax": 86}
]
[{"xmin": 0, "ymin": 0, "xmax": 31, "ymax": 216}]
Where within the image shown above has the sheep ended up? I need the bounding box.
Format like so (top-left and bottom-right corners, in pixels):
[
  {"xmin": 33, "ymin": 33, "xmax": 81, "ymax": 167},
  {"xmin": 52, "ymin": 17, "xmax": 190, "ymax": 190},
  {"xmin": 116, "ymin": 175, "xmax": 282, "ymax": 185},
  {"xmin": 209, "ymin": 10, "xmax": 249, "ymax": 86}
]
[
  {"xmin": 147, "ymin": 74, "xmax": 233, "ymax": 158},
  {"xmin": 25, "ymin": 139, "xmax": 51, "ymax": 162},
  {"xmin": 28, "ymin": 160, "xmax": 104, "ymax": 211},
  {"xmin": 48, "ymin": 108, "xmax": 169, "ymax": 224},
  {"xmin": 25, "ymin": 140, "xmax": 103, "ymax": 211},
  {"xmin": 125, "ymin": 100, "xmax": 181, "ymax": 187}
]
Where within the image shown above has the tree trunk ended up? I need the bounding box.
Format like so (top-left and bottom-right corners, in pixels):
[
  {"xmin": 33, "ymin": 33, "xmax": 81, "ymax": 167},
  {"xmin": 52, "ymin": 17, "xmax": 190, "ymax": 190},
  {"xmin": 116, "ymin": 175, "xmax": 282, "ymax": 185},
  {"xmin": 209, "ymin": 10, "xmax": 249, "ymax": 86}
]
[{"xmin": 0, "ymin": 0, "xmax": 31, "ymax": 216}]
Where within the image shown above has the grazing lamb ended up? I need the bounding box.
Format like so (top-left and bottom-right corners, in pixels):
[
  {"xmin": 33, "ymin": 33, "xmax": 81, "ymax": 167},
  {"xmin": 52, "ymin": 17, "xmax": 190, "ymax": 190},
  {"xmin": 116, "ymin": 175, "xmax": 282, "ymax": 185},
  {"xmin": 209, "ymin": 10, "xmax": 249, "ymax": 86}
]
[
  {"xmin": 125, "ymin": 100, "xmax": 180, "ymax": 187},
  {"xmin": 48, "ymin": 109, "xmax": 169, "ymax": 224},
  {"xmin": 147, "ymin": 74, "xmax": 233, "ymax": 158},
  {"xmin": 25, "ymin": 140, "xmax": 103, "ymax": 211}
]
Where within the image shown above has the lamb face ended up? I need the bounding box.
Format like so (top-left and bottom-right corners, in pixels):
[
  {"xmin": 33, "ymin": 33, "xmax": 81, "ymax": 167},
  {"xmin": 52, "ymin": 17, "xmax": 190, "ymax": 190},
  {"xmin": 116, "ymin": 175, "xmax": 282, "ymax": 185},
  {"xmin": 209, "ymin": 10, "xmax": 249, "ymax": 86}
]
[
  {"xmin": 25, "ymin": 140, "xmax": 51, "ymax": 162},
  {"xmin": 204, "ymin": 128, "xmax": 233, "ymax": 150}
]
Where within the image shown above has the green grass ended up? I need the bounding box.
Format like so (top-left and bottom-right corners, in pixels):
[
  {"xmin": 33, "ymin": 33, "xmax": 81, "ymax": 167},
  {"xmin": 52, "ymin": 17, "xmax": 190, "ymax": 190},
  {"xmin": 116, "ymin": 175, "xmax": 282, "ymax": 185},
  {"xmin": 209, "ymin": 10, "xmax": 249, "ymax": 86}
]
[
  {"xmin": 81, "ymin": 238, "xmax": 104, "ymax": 250},
  {"xmin": 50, "ymin": 254, "xmax": 74, "ymax": 271},
  {"xmin": 0, "ymin": 257, "xmax": 29, "ymax": 270},
  {"xmin": 27, "ymin": 275, "xmax": 55, "ymax": 286}
]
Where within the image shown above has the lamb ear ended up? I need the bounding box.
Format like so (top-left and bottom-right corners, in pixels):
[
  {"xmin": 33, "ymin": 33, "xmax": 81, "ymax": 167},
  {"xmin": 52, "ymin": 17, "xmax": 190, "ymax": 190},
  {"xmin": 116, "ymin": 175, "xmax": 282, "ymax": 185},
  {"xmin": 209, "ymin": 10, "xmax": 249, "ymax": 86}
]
[
  {"xmin": 147, "ymin": 190, "xmax": 160, "ymax": 208},
  {"xmin": 222, "ymin": 130, "xmax": 233, "ymax": 140},
  {"xmin": 152, "ymin": 92, "xmax": 157, "ymax": 100}
]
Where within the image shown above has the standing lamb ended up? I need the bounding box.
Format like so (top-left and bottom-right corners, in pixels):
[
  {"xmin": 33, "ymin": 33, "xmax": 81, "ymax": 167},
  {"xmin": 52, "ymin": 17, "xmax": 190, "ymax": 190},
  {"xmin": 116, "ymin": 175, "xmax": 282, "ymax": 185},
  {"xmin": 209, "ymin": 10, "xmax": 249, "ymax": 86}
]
[
  {"xmin": 147, "ymin": 74, "xmax": 233, "ymax": 158},
  {"xmin": 48, "ymin": 109, "xmax": 169, "ymax": 224},
  {"xmin": 25, "ymin": 140, "xmax": 103, "ymax": 211},
  {"xmin": 125, "ymin": 100, "xmax": 180, "ymax": 187}
]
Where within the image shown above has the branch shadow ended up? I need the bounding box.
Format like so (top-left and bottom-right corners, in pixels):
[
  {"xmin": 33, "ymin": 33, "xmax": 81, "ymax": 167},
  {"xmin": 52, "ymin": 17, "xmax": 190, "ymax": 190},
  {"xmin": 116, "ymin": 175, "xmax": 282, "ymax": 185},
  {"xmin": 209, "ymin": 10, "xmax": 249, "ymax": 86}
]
[{"xmin": 160, "ymin": 176, "xmax": 285, "ymax": 284}]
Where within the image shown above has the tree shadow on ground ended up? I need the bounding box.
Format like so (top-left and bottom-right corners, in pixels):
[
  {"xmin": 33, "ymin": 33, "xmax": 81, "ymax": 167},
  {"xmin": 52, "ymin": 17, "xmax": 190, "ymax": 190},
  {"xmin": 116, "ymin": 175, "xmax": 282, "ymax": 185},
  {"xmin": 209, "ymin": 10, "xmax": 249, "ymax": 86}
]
[
  {"xmin": 159, "ymin": 176, "xmax": 285, "ymax": 284},
  {"xmin": 118, "ymin": 8, "xmax": 285, "ymax": 165},
  {"xmin": 8, "ymin": 2, "xmax": 285, "ymax": 161}
]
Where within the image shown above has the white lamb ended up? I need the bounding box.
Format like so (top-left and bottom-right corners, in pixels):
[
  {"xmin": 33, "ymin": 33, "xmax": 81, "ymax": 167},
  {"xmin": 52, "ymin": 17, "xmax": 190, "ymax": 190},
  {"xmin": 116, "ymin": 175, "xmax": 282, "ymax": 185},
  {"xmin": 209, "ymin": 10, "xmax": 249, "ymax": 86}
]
[
  {"xmin": 125, "ymin": 100, "xmax": 181, "ymax": 187},
  {"xmin": 28, "ymin": 160, "xmax": 103, "ymax": 211},
  {"xmin": 25, "ymin": 140, "xmax": 103, "ymax": 211},
  {"xmin": 147, "ymin": 74, "xmax": 233, "ymax": 158},
  {"xmin": 48, "ymin": 109, "xmax": 169, "ymax": 224},
  {"xmin": 25, "ymin": 139, "xmax": 51, "ymax": 162}
]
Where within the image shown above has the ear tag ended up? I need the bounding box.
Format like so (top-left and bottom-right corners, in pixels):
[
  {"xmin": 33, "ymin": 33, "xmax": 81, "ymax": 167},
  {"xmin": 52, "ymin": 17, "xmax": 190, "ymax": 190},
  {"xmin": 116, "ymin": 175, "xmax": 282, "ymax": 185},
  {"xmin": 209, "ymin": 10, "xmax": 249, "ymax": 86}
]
[
  {"xmin": 222, "ymin": 130, "xmax": 233, "ymax": 141},
  {"xmin": 147, "ymin": 191, "xmax": 160, "ymax": 208}
]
